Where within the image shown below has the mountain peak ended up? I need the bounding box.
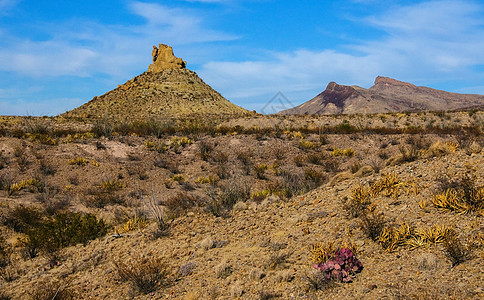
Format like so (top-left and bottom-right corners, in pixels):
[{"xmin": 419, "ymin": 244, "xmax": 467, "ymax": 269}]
[
  {"xmin": 321, "ymin": 82, "xmax": 358, "ymax": 108},
  {"xmin": 374, "ymin": 76, "xmax": 416, "ymax": 88},
  {"xmin": 148, "ymin": 44, "xmax": 187, "ymax": 73},
  {"xmin": 280, "ymin": 77, "xmax": 484, "ymax": 115}
]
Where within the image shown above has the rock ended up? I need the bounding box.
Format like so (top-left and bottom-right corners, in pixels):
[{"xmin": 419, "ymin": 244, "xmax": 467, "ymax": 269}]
[{"xmin": 148, "ymin": 44, "xmax": 186, "ymax": 73}]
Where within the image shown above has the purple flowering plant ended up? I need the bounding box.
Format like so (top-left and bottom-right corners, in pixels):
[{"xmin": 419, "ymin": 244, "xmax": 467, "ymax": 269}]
[{"xmin": 313, "ymin": 248, "xmax": 363, "ymax": 283}]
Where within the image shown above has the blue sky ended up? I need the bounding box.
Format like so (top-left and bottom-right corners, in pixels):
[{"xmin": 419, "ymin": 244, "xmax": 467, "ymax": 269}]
[{"xmin": 1, "ymin": 0, "xmax": 484, "ymax": 115}]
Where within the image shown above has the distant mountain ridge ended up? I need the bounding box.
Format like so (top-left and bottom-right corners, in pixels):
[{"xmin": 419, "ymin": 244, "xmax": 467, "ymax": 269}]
[
  {"xmin": 279, "ymin": 76, "xmax": 484, "ymax": 115},
  {"xmin": 62, "ymin": 44, "xmax": 249, "ymax": 120}
]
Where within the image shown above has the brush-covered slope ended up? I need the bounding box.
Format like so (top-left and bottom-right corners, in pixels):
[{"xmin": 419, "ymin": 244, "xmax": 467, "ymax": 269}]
[
  {"xmin": 62, "ymin": 44, "xmax": 249, "ymax": 120},
  {"xmin": 280, "ymin": 76, "xmax": 484, "ymax": 115}
]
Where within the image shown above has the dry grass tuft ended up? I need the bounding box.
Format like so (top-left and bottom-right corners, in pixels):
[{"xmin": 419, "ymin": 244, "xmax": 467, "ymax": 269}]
[{"xmin": 114, "ymin": 256, "xmax": 169, "ymax": 294}]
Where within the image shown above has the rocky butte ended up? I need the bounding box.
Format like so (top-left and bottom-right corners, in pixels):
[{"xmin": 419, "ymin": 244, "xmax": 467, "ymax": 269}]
[
  {"xmin": 62, "ymin": 44, "xmax": 248, "ymax": 120},
  {"xmin": 148, "ymin": 44, "xmax": 187, "ymax": 72}
]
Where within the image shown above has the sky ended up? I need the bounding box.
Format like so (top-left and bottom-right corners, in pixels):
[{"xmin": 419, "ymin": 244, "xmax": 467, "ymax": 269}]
[{"xmin": 1, "ymin": 0, "xmax": 484, "ymax": 115}]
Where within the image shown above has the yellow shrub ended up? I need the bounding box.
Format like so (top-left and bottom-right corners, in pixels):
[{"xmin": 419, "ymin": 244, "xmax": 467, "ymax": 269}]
[
  {"xmin": 310, "ymin": 242, "xmax": 335, "ymax": 263},
  {"xmin": 171, "ymin": 137, "xmax": 192, "ymax": 147},
  {"xmin": 196, "ymin": 176, "xmax": 219, "ymax": 184},
  {"xmin": 171, "ymin": 174, "xmax": 185, "ymax": 182},
  {"xmin": 69, "ymin": 158, "xmax": 88, "ymax": 166},
  {"xmin": 98, "ymin": 179, "xmax": 124, "ymax": 192},
  {"xmin": 331, "ymin": 148, "xmax": 355, "ymax": 157}
]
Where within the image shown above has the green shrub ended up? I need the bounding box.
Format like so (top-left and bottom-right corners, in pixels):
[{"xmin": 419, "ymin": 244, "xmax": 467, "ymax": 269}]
[
  {"xmin": 19, "ymin": 212, "xmax": 108, "ymax": 257},
  {"xmin": 4, "ymin": 205, "xmax": 43, "ymax": 233}
]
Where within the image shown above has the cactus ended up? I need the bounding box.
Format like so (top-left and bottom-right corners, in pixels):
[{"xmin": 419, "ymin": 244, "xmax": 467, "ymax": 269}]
[{"xmin": 313, "ymin": 247, "xmax": 363, "ymax": 283}]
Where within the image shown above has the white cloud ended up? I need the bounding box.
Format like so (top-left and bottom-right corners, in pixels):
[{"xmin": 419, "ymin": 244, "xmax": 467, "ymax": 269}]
[
  {"xmin": 0, "ymin": 1, "xmax": 237, "ymax": 79},
  {"xmin": 199, "ymin": 0, "xmax": 484, "ymax": 111}
]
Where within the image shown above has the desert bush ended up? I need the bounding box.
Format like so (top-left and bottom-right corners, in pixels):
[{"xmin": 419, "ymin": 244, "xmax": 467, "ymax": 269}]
[
  {"xmin": 84, "ymin": 184, "xmax": 125, "ymax": 208},
  {"xmin": 163, "ymin": 192, "xmax": 201, "ymax": 217},
  {"xmin": 298, "ymin": 139, "xmax": 317, "ymax": 150},
  {"xmin": 378, "ymin": 223, "xmax": 415, "ymax": 252},
  {"xmin": 266, "ymin": 252, "xmax": 288, "ymax": 270},
  {"xmin": 171, "ymin": 136, "xmax": 192, "ymax": 149},
  {"xmin": 0, "ymin": 234, "xmax": 10, "ymax": 268},
  {"xmin": 91, "ymin": 117, "xmax": 114, "ymax": 138},
  {"xmin": 206, "ymin": 176, "xmax": 250, "ymax": 216},
  {"xmin": 68, "ymin": 157, "xmax": 88, "ymax": 166},
  {"xmin": 118, "ymin": 217, "xmax": 149, "ymax": 234},
  {"xmin": 214, "ymin": 261, "xmax": 232, "ymax": 278},
  {"xmin": 140, "ymin": 190, "xmax": 169, "ymax": 235},
  {"xmin": 255, "ymin": 164, "xmax": 269, "ymax": 179},
  {"xmin": 13, "ymin": 145, "xmax": 29, "ymax": 171},
  {"xmin": 219, "ymin": 175, "xmax": 250, "ymax": 207},
  {"xmin": 25, "ymin": 133, "xmax": 57, "ymax": 145},
  {"xmin": 98, "ymin": 178, "xmax": 124, "ymax": 192},
  {"xmin": 171, "ymin": 174, "xmax": 185, "ymax": 183},
  {"xmin": 378, "ymin": 223, "xmax": 453, "ymax": 252},
  {"xmin": 29, "ymin": 278, "xmax": 75, "ymax": 300},
  {"xmin": 115, "ymin": 256, "xmax": 168, "ymax": 294},
  {"xmin": 19, "ymin": 212, "xmax": 107, "ymax": 258},
  {"xmin": 197, "ymin": 140, "xmax": 213, "ymax": 161},
  {"xmin": 310, "ymin": 242, "xmax": 336, "ymax": 264},
  {"xmin": 293, "ymin": 155, "xmax": 306, "ymax": 167},
  {"xmin": 85, "ymin": 192, "xmax": 117, "ymax": 208},
  {"xmin": 405, "ymin": 135, "xmax": 430, "ymax": 150},
  {"xmin": 443, "ymin": 231, "xmax": 471, "ymax": 267},
  {"xmin": 397, "ymin": 145, "xmax": 419, "ymax": 163},
  {"xmin": 304, "ymin": 168, "xmax": 327, "ymax": 188},
  {"xmin": 360, "ymin": 211, "xmax": 386, "ymax": 241},
  {"xmin": 21, "ymin": 117, "xmax": 52, "ymax": 135},
  {"xmin": 306, "ymin": 152, "xmax": 329, "ymax": 165},
  {"xmin": 195, "ymin": 175, "xmax": 219, "ymax": 185},
  {"xmin": 4, "ymin": 178, "xmax": 41, "ymax": 196},
  {"xmin": 251, "ymin": 190, "xmax": 271, "ymax": 203},
  {"xmin": 350, "ymin": 162, "xmax": 361, "ymax": 174},
  {"xmin": 330, "ymin": 148, "xmax": 355, "ymax": 157},
  {"xmin": 323, "ymin": 157, "xmax": 340, "ymax": 173},
  {"xmin": 425, "ymin": 140, "xmax": 459, "ymax": 157},
  {"xmin": 343, "ymin": 185, "xmax": 372, "ymax": 218},
  {"xmin": 4, "ymin": 205, "xmax": 43, "ymax": 233},
  {"xmin": 333, "ymin": 120, "xmax": 357, "ymax": 134},
  {"xmin": 277, "ymin": 167, "xmax": 311, "ymax": 198},
  {"xmin": 145, "ymin": 140, "xmax": 168, "ymax": 153},
  {"xmin": 39, "ymin": 160, "xmax": 56, "ymax": 176},
  {"xmin": 236, "ymin": 151, "xmax": 253, "ymax": 175},
  {"xmin": 306, "ymin": 271, "xmax": 335, "ymax": 291},
  {"xmin": 432, "ymin": 172, "xmax": 484, "ymax": 214},
  {"xmin": 0, "ymin": 151, "xmax": 8, "ymax": 169}
]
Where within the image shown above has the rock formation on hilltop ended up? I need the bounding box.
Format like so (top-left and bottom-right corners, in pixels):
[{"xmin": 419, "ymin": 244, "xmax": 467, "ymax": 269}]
[
  {"xmin": 148, "ymin": 44, "xmax": 186, "ymax": 73},
  {"xmin": 62, "ymin": 44, "xmax": 248, "ymax": 120},
  {"xmin": 279, "ymin": 76, "xmax": 484, "ymax": 115}
]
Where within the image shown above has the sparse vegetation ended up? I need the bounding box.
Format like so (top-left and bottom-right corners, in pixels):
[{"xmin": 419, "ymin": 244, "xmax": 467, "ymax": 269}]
[
  {"xmin": 114, "ymin": 256, "xmax": 169, "ymax": 294},
  {"xmin": 0, "ymin": 110, "xmax": 483, "ymax": 298},
  {"xmin": 17, "ymin": 211, "xmax": 107, "ymax": 258}
]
